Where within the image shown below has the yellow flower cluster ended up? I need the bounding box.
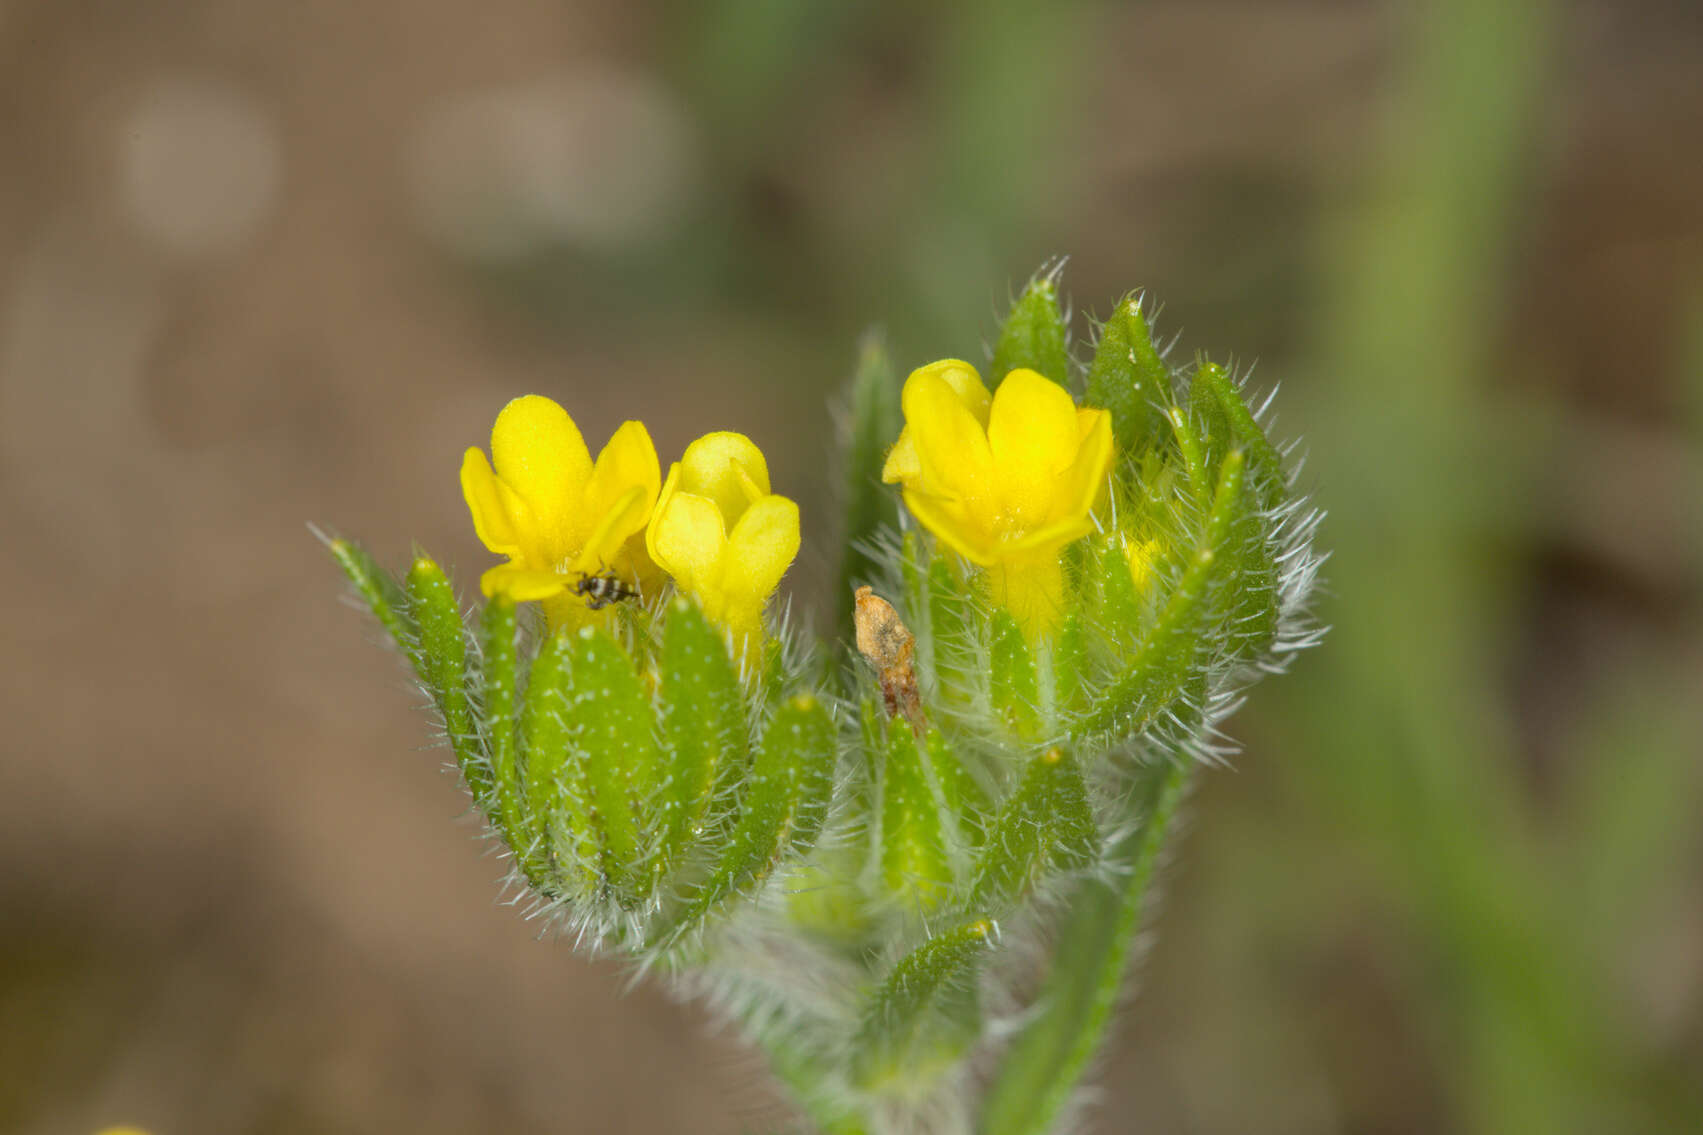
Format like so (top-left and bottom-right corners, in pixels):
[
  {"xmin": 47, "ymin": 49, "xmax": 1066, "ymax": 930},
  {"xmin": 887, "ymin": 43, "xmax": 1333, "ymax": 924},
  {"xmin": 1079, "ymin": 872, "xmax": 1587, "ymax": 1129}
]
[
  {"xmin": 461, "ymin": 396, "xmax": 799, "ymax": 650},
  {"xmin": 883, "ymin": 360, "xmax": 1115, "ymax": 637},
  {"xmin": 461, "ymin": 358, "xmax": 1113, "ymax": 648}
]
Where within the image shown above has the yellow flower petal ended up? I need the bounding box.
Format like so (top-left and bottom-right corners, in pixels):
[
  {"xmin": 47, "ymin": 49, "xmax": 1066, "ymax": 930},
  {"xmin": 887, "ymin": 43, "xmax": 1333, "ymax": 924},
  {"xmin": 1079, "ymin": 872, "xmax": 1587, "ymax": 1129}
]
[
  {"xmin": 1050, "ymin": 407, "xmax": 1115, "ymax": 524},
  {"xmin": 987, "ymin": 556, "xmax": 1066, "ymax": 640},
  {"xmin": 490, "ymin": 395, "xmax": 592, "ymax": 543},
  {"xmin": 1076, "ymin": 406, "xmax": 1100, "ymax": 442},
  {"xmin": 574, "ymin": 484, "xmax": 650, "ymax": 573},
  {"xmin": 902, "ymin": 489, "xmax": 999, "ymax": 565},
  {"xmin": 583, "ymin": 420, "xmax": 660, "ymax": 526},
  {"xmin": 902, "ymin": 366, "xmax": 995, "ymax": 505},
  {"xmin": 916, "ymin": 359, "xmax": 991, "ymax": 426},
  {"xmin": 881, "ymin": 432, "xmax": 920, "ymax": 484},
  {"xmin": 646, "ymin": 462, "xmax": 683, "ymax": 568},
  {"xmin": 613, "ymin": 527, "xmax": 666, "ymax": 593},
  {"xmin": 650, "ymin": 490, "xmax": 728, "ymax": 593},
  {"xmin": 884, "ymin": 362, "xmax": 990, "ymax": 487},
  {"xmin": 575, "ymin": 419, "xmax": 660, "ymax": 570},
  {"xmin": 481, "ymin": 562, "xmax": 570, "ymax": 601},
  {"xmin": 461, "ymin": 447, "xmax": 524, "ymax": 556},
  {"xmin": 986, "ymin": 368, "xmax": 1082, "ymax": 526},
  {"xmin": 677, "ymin": 431, "xmax": 771, "ymax": 524},
  {"xmin": 723, "ymin": 493, "xmax": 800, "ymax": 604},
  {"xmin": 1002, "ymin": 513, "xmax": 1096, "ymax": 557}
]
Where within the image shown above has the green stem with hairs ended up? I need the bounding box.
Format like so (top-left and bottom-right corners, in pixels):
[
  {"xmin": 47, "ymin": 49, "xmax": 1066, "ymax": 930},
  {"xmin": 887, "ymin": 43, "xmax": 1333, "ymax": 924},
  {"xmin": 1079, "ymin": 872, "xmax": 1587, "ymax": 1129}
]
[{"xmin": 980, "ymin": 753, "xmax": 1193, "ymax": 1135}]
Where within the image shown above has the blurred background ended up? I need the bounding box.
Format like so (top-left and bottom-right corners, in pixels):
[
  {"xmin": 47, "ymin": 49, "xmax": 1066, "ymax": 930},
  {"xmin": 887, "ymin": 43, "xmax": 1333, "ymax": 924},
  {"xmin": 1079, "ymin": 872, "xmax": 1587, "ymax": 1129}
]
[{"xmin": 2, "ymin": 0, "xmax": 1700, "ymax": 1131}]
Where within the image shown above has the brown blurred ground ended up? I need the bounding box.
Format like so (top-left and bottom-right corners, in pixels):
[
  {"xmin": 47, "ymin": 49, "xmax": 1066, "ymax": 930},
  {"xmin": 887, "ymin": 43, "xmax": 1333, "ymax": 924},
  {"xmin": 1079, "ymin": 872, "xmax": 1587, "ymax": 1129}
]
[{"xmin": 2, "ymin": 1, "xmax": 1700, "ymax": 1133}]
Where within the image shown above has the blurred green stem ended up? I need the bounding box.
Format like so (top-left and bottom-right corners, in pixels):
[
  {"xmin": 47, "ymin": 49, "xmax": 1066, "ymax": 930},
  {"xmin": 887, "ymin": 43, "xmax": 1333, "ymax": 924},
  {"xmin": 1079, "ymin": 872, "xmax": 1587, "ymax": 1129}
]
[
  {"xmin": 981, "ymin": 756, "xmax": 1191, "ymax": 1135},
  {"xmin": 1283, "ymin": 0, "xmax": 1695, "ymax": 1130}
]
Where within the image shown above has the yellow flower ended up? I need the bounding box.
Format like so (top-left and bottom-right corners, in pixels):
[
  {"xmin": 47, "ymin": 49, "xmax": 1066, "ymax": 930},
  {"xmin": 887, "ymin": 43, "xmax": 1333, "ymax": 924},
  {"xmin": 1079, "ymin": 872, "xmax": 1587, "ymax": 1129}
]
[
  {"xmin": 882, "ymin": 360, "xmax": 1114, "ymax": 636},
  {"xmin": 646, "ymin": 431, "xmax": 800, "ymax": 654},
  {"xmin": 461, "ymin": 395, "xmax": 661, "ymax": 628}
]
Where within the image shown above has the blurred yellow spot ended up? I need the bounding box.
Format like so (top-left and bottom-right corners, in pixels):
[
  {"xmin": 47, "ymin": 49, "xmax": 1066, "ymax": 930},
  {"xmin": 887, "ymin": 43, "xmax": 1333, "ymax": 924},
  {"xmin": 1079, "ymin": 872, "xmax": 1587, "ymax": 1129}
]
[{"xmin": 1123, "ymin": 537, "xmax": 1163, "ymax": 592}]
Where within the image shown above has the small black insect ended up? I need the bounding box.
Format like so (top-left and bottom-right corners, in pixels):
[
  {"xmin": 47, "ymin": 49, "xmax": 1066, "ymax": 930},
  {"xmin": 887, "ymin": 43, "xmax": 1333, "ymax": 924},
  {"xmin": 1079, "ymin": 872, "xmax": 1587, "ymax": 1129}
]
[{"xmin": 572, "ymin": 571, "xmax": 640, "ymax": 610}]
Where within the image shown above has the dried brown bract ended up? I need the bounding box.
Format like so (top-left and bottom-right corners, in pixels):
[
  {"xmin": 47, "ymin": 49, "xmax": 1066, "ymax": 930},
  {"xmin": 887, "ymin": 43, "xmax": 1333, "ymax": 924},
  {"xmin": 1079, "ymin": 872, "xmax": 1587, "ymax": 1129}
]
[{"xmin": 854, "ymin": 586, "xmax": 925, "ymax": 734}]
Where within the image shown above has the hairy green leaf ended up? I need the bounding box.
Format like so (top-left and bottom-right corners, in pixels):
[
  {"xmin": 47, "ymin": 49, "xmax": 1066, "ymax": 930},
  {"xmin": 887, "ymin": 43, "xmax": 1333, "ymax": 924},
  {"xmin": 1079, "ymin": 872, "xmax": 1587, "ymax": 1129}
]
[
  {"xmin": 991, "ymin": 273, "xmax": 1070, "ymax": 390},
  {"xmin": 666, "ymin": 695, "xmax": 836, "ymax": 938},
  {"xmin": 480, "ymin": 596, "xmax": 547, "ymax": 886},
  {"xmin": 328, "ymin": 537, "xmax": 414, "ymax": 650},
  {"xmin": 854, "ymin": 919, "xmax": 995, "ymax": 1088},
  {"xmin": 405, "ymin": 558, "xmax": 487, "ymax": 805},
  {"xmin": 968, "ymin": 748, "xmax": 1096, "ymax": 911},
  {"xmin": 881, "ymin": 725, "xmax": 953, "ymax": 909},
  {"xmin": 1081, "ymin": 450, "xmax": 1248, "ymax": 738},
  {"xmin": 566, "ymin": 626, "xmax": 660, "ymax": 903},
  {"xmin": 1084, "ymin": 294, "xmax": 1172, "ymax": 457},
  {"xmin": 521, "ymin": 631, "xmax": 595, "ymax": 895},
  {"xmin": 989, "ymin": 610, "xmax": 1039, "ymax": 736},
  {"xmin": 656, "ymin": 600, "xmax": 748, "ymax": 874}
]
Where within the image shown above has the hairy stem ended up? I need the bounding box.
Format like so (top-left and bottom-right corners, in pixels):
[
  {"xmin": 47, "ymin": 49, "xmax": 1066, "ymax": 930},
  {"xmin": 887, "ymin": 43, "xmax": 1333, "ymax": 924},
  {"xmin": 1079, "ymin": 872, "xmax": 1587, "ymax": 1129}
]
[{"xmin": 980, "ymin": 754, "xmax": 1193, "ymax": 1135}]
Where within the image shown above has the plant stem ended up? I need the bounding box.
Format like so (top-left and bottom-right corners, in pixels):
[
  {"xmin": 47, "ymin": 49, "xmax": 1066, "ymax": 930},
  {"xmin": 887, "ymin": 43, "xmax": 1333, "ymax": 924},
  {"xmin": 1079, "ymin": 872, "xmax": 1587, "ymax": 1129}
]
[{"xmin": 979, "ymin": 754, "xmax": 1193, "ymax": 1135}]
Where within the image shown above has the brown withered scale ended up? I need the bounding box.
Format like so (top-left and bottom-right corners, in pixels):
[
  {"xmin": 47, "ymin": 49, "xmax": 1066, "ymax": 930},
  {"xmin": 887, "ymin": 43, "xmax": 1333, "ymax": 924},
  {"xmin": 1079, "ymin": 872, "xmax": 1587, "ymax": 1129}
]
[{"xmin": 853, "ymin": 586, "xmax": 925, "ymax": 734}]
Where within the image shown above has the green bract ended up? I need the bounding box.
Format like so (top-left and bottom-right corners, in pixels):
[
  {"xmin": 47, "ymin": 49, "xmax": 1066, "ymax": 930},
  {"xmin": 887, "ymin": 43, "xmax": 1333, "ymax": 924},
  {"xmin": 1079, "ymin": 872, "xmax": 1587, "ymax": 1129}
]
[{"xmin": 329, "ymin": 270, "xmax": 1322, "ymax": 1135}]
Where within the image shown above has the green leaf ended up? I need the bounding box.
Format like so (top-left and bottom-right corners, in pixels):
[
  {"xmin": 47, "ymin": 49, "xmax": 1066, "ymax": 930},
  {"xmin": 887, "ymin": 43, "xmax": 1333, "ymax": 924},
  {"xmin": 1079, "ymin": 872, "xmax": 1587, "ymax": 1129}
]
[
  {"xmin": 1095, "ymin": 534, "xmax": 1144, "ymax": 636},
  {"xmin": 656, "ymin": 599, "xmax": 748, "ymax": 874},
  {"xmin": 1184, "ymin": 364, "xmax": 1283, "ymax": 662},
  {"xmin": 1222, "ymin": 495, "xmax": 1280, "ymax": 665},
  {"xmin": 521, "ymin": 631, "xmax": 595, "ymax": 895},
  {"xmin": 980, "ymin": 755, "xmax": 1191, "ymax": 1135},
  {"xmin": 1084, "ymin": 294, "xmax": 1172, "ymax": 457},
  {"xmin": 858, "ymin": 696, "xmax": 886, "ymax": 795},
  {"xmin": 565, "ymin": 626, "xmax": 661, "ymax": 902},
  {"xmin": 480, "ymin": 596, "xmax": 546, "ymax": 886},
  {"xmin": 928, "ymin": 551, "xmax": 974, "ymax": 700},
  {"xmin": 835, "ymin": 335, "xmax": 904, "ymax": 647},
  {"xmin": 989, "ymin": 610, "xmax": 1039, "ymax": 736},
  {"xmin": 766, "ymin": 688, "xmax": 837, "ymax": 858},
  {"xmin": 404, "ymin": 558, "xmax": 487, "ymax": 806},
  {"xmin": 664, "ymin": 695, "xmax": 836, "ymax": 939},
  {"xmin": 924, "ymin": 727, "xmax": 991, "ymax": 848},
  {"xmin": 990, "ymin": 273, "xmax": 1070, "ymax": 390},
  {"xmin": 1053, "ymin": 611, "xmax": 1087, "ymax": 714},
  {"xmin": 881, "ymin": 726, "xmax": 954, "ymax": 909},
  {"xmin": 1189, "ymin": 360, "xmax": 1235, "ymax": 476},
  {"xmin": 968, "ymin": 748, "xmax": 1096, "ymax": 911},
  {"xmin": 853, "ymin": 919, "xmax": 995, "ymax": 1088},
  {"xmin": 1081, "ymin": 450, "xmax": 1248, "ymax": 739},
  {"xmin": 1189, "ymin": 360, "xmax": 1286, "ymax": 509},
  {"xmin": 1046, "ymin": 748, "xmax": 1099, "ymax": 864},
  {"xmin": 1168, "ymin": 403, "xmax": 1211, "ymax": 502},
  {"xmin": 327, "ymin": 537, "xmax": 414, "ymax": 650}
]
